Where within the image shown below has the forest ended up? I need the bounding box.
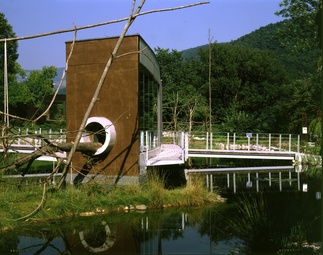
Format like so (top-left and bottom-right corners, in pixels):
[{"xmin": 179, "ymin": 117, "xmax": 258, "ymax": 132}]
[{"xmin": 158, "ymin": 18, "xmax": 321, "ymax": 141}]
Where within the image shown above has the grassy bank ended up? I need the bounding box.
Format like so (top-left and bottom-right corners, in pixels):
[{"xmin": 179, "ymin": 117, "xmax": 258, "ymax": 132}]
[{"xmin": 0, "ymin": 171, "xmax": 222, "ymax": 231}]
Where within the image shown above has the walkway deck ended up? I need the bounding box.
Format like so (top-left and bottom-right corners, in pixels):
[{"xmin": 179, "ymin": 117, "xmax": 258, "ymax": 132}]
[
  {"xmin": 141, "ymin": 131, "xmax": 301, "ymax": 168},
  {"xmin": 188, "ymin": 149, "xmax": 296, "ymax": 161},
  {"xmin": 146, "ymin": 144, "xmax": 183, "ymax": 166}
]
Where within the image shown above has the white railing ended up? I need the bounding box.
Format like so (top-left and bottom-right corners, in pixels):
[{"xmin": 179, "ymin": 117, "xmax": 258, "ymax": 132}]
[
  {"xmin": 187, "ymin": 132, "xmax": 301, "ymax": 153},
  {"xmin": 141, "ymin": 131, "xmax": 301, "ymax": 155},
  {"xmin": 2, "ymin": 128, "xmax": 66, "ymax": 148}
]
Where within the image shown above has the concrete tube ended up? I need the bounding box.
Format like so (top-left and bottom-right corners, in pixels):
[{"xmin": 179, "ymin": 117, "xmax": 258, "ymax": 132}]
[{"xmin": 81, "ymin": 117, "xmax": 116, "ymax": 155}]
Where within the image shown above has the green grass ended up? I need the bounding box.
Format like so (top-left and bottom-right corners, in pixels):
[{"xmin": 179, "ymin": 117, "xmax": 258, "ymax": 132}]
[{"xmin": 0, "ymin": 172, "xmax": 221, "ymax": 231}]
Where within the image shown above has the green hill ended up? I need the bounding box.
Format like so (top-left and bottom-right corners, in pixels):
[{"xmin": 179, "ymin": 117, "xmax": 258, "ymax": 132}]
[{"xmin": 182, "ymin": 20, "xmax": 320, "ymax": 80}]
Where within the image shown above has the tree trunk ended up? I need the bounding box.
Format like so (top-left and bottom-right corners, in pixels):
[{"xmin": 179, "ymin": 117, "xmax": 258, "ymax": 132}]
[{"xmin": 0, "ymin": 142, "xmax": 102, "ymax": 173}]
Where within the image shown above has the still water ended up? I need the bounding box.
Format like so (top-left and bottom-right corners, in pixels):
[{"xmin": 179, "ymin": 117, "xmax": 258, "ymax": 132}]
[{"xmin": 0, "ymin": 165, "xmax": 321, "ymax": 255}]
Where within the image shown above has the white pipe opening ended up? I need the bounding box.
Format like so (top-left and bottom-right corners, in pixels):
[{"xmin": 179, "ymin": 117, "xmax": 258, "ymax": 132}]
[{"xmin": 81, "ymin": 117, "xmax": 116, "ymax": 156}]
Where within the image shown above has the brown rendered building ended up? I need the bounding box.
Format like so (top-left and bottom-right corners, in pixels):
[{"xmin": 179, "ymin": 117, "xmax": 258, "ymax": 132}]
[{"xmin": 65, "ymin": 35, "xmax": 162, "ymax": 185}]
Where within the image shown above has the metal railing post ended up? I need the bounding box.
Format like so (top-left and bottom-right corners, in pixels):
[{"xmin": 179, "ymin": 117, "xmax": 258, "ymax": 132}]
[
  {"xmin": 39, "ymin": 128, "xmax": 42, "ymax": 147},
  {"xmin": 185, "ymin": 132, "xmax": 189, "ymax": 161},
  {"xmin": 145, "ymin": 131, "xmax": 149, "ymax": 160},
  {"xmin": 297, "ymin": 135, "xmax": 300, "ymax": 153},
  {"xmin": 248, "ymin": 136, "xmax": 250, "ymax": 151},
  {"xmin": 140, "ymin": 131, "xmax": 144, "ymax": 151},
  {"xmin": 59, "ymin": 129, "xmax": 63, "ymax": 143},
  {"xmin": 288, "ymin": 134, "xmax": 291, "ymax": 152},
  {"xmin": 233, "ymin": 133, "xmax": 236, "ymax": 151},
  {"xmin": 268, "ymin": 133, "xmax": 271, "ymax": 151},
  {"xmin": 227, "ymin": 132, "xmax": 230, "ymax": 150},
  {"xmin": 279, "ymin": 134, "xmax": 282, "ymax": 151},
  {"xmin": 206, "ymin": 132, "xmax": 209, "ymax": 150},
  {"xmin": 256, "ymin": 133, "xmax": 259, "ymax": 151},
  {"xmin": 210, "ymin": 132, "xmax": 213, "ymax": 150}
]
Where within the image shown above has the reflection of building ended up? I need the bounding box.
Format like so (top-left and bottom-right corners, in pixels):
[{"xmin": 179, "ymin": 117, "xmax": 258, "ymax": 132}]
[{"xmin": 65, "ymin": 35, "xmax": 162, "ymax": 184}]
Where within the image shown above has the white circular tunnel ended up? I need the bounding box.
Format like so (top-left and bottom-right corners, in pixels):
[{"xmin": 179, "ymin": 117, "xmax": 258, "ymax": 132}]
[{"xmin": 81, "ymin": 117, "xmax": 116, "ymax": 156}]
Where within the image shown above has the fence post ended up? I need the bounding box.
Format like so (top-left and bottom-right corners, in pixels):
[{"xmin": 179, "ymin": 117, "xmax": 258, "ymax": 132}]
[
  {"xmin": 210, "ymin": 132, "xmax": 213, "ymax": 150},
  {"xmin": 279, "ymin": 134, "xmax": 282, "ymax": 151},
  {"xmin": 145, "ymin": 131, "xmax": 149, "ymax": 160},
  {"xmin": 39, "ymin": 128, "xmax": 42, "ymax": 147},
  {"xmin": 256, "ymin": 133, "xmax": 259, "ymax": 151},
  {"xmin": 49, "ymin": 129, "xmax": 52, "ymax": 142},
  {"xmin": 268, "ymin": 134, "xmax": 271, "ymax": 151},
  {"xmin": 140, "ymin": 131, "xmax": 144, "ymax": 151},
  {"xmin": 59, "ymin": 129, "xmax": 63, "ymax": 143},
  {"xmin": 206, "ymin": 132, "xmax": 209, "ymax": 150},
  {"xmin": 297, "ymin": 135, "xmax": 300, "ymax": 153},
  {"xmin": 227, "ymin": 133, "xmax": 230, "ymax": 150},
  {"xmin": 185, "ymin": 132, "xmax": 189, "ymax": 161},
  {"xmin": 233, "ymin": 133, "xmax": 236, "ymax": 151},
  {"xmin": 248, "ymin": 136, "xmax": 250, "ymax": 151}
]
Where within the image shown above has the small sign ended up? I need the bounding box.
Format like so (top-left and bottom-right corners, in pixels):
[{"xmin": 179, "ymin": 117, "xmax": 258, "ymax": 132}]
[
  {"xmin": 302, "ymin": 183, "xmax": 308, "ymax": 192},
  {"xmin": 316, "ymin": 192, "xmax": 321, "ymax": 200},
  {"xmin": 246, "ymin": 133, "xmax": 252, "ymax": 138},
  {"xmin": 246, "ymin": 181, "xmax": 253, "ymax": 188},
  {"xmin": 302, "ymin": 127, "xmax": 307, "ymax": 134}
]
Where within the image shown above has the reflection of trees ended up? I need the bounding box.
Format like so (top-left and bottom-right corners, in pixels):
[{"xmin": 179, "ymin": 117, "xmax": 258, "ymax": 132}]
[
  {"xmin": 195, "ymin": 204, "xmax": 237, "ymax": 242},
  {"xmin": 142, "ymin": 211, "xmax": 185, "ymax": 241},
  {"xmin": 0, "ymin": 232, "xmax": 19, "ymax": 254},
  {"xmin": 1, "ymin": 192, "xmax": 320, "ymax": 255},
  {"xmin": 229, "ymin": 191, "xmax": 320, "ymax": 254}
]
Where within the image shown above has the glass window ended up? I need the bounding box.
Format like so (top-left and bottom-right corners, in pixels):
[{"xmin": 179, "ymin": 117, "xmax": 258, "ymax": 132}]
[{"xmin": 139, "ymin": 65, "xmax": 158, "ymax": 132}]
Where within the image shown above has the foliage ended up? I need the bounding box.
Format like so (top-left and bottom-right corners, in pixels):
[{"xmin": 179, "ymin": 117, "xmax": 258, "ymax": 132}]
[
  {"xmin": 308, "ymin": 116, "xmax": 322, "ymax": 145},
  {"xmin": 9, "ymin": 66, "xmax": 57, "ymax": 121},
  {"xmin": 155, "ymin": 47, "xmax": 207, "ymax": 131},
  {"xmin": 221, "ymin": 106, "xmax": 255, "ymax": 133},
  {"xmin": 198, "ymin": 43, "xmax": 292, "ymax": 132},
  {"xmin": 157, "ymin": 42, "xmax": 296, "ymax": 133},
  {"xmin": 0, "ymin": 13, "xmax": 19, "ymax": 111},
  {"xmin": 231, "ymin": 20, "xmax": 320, "ymax": 80},
  {"xmin": 275, "ymin": 0, "xmax": 321, "ymax": 52}
]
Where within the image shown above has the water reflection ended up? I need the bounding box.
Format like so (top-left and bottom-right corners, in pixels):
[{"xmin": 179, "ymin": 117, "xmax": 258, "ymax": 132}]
[{"xmin": 0, "ymin": 166, "xmax": 321, "ymax": 255}]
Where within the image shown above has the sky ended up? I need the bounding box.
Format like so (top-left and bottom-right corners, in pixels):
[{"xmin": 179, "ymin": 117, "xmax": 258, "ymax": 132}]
[{"xmin": 2, "ymin": 0, "xmax": 285, "ymax": 70}]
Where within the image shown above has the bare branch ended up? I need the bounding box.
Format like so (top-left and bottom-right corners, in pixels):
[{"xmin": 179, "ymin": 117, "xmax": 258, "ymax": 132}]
[
  {"xmin": 0, "ymin": 2, "xmax": 209, "ymax": 42},
  {"xmin": 32, "ymin": 24, "xmax": 78, "ymax": 123}
]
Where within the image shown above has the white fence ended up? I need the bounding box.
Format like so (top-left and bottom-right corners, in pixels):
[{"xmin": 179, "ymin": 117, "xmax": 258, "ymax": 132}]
[
  {"xmin": 2, "ymin": 128, "xmax": 66, "ymax": 148},
  {"xmin": 187, "ymin": 132, "xmax": 301, "ymax": 153}
]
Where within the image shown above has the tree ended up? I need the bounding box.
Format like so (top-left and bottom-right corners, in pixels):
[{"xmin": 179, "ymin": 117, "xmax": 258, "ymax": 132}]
[
  {"xmin": 275, "ymin": 0, "xmax": 321, "ymax": 52},
  {"xmin": 155, "ymin": 47, "xmax": 207, "ymax": 131},
  {"xmin": 9, "ymin": 66, "xmax": 57, "ymax": 121},
  {"xmin": 198, "ymin": 43, "xmax": 291, "ymax": 133},
  {"xmin": 0, "ymin": 13, "xmax": 19, "ymax": 113}
]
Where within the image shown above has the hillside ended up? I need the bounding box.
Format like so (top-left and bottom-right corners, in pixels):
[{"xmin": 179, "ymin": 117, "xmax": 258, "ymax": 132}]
[{"xmin": 182, "ymin": 20, "xmax": 320, "ymax": 80}]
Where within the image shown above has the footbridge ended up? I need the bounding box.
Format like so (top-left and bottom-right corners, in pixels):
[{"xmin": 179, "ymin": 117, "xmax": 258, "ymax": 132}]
[
  {"xmin": 0, "ymin": 129, "xmax": 304, "ymax": 167},
  {"xmin": 141, "ymin": 131, "xmax": 303, "ymax": 167}
]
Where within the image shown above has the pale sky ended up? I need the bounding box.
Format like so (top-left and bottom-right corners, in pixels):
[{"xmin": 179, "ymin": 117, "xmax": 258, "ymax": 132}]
[{"xmin": 2, "ymin": 0, "xmax": 285, "ymax": 70}]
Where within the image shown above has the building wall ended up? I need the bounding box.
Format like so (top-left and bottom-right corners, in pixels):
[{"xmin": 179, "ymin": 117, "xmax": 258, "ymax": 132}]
[{"xmin": 66, "ymin": 36, "xmax": 141, "ymax": 181}]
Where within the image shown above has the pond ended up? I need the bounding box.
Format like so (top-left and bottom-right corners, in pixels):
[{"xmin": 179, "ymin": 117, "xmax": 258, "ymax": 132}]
[{"xmin": 0, "ymin": 165, "xmax": 321, "ymax": 255}]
